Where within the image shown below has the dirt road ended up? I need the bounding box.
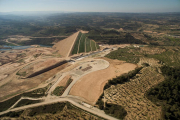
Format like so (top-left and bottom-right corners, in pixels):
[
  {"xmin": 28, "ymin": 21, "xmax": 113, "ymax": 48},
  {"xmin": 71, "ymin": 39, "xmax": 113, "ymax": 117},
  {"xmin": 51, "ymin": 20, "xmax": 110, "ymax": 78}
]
[
  {"xmin": 0, "ymin": 97, "xmax": 118, "ymax": 120},
  {"xmin": 5, "ymin": 39, "xmax": 19, "ymax": 46},
  {"xmin": 70, "ymin": 58, "xmax": 137, "ymax": 105}
]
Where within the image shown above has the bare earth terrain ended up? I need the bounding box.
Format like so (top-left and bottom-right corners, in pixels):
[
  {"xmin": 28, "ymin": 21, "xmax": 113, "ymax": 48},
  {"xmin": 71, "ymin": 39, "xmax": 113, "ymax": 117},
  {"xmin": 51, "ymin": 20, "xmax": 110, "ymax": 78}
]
[
  {"xmin": 69, "ymin": 57, "xmax": 137, "ymax": 105},
  {"xmin": 53, "ymin": 31, "xmax": 79, "ymax": 57},
  {"xmin": 0, "ymin": 46, "xmax": 68, "ymax": 101}
]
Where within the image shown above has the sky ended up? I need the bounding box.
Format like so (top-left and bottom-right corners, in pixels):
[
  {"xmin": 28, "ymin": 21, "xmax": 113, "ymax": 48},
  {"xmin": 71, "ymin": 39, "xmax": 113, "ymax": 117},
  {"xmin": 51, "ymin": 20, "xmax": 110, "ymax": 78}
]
[{"xmin": 0, "ymin": 0, "xmax": 180, "ymax": 13}]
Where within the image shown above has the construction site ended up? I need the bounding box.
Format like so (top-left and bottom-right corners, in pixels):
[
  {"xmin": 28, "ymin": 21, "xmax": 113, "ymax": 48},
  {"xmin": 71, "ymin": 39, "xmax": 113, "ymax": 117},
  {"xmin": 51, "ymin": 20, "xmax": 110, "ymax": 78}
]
[{"xmin": 0, "ymin": 30, "xmax": 167, "ymax": 120}]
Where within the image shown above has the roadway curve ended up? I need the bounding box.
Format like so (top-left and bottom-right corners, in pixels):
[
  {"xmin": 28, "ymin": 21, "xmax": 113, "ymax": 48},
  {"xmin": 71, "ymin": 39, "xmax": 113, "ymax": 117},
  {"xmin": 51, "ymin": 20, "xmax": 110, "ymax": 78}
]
[
  {"xmin": 0, "ymin": 54, "xmax": 118, "ymax": 120},
  {"xmin": 0, "ymin": 97, "xmax": 118, "ymax": 120},
  {"xmin": 62, "ymin": 59, "xmax": 109, "ymax": 97}
]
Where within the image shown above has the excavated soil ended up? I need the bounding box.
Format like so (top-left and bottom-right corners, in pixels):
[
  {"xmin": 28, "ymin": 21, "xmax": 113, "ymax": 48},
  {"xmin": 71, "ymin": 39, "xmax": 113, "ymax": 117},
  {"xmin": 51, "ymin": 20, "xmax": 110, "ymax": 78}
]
[
  {"xmin": 0, "ymin": 62, "xmax": 69, "ymax": 101},
  {"xmin": 69, "ymin": 58, "xmax": 137, "ymax": 105}
]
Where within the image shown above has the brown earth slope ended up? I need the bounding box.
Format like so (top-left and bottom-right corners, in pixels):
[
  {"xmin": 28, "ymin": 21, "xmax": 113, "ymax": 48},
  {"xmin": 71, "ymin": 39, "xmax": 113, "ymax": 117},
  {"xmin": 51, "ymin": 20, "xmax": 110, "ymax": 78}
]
[{"xmin": 53, "ymin": 31, "xmax": 79, "ymax": 57}]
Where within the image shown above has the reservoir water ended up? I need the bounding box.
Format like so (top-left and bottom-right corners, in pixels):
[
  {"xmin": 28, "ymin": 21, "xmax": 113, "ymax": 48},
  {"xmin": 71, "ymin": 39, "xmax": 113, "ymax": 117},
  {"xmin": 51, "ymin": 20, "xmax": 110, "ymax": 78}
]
[{"xmin": 0, "ymin": 45, "xmax": 52, "ymax": 51}]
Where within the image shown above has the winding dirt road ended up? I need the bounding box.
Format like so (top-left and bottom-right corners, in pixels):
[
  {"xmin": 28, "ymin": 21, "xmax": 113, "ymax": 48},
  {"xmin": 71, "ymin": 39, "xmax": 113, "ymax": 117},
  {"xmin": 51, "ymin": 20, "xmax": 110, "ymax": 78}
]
[{"xmin": 0, "ymin": 96, "xmax": 118, "ymax": 120}]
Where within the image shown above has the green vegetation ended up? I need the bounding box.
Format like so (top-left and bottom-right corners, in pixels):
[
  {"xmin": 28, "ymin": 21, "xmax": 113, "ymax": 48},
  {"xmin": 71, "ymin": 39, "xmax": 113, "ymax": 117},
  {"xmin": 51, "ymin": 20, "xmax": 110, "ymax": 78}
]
[
  {"xmin": 16, "ymin": 71, "xmax": 26, "ymax": 76},
  {"xmin": 71, "ymin": 32, "xmax": 100, "ymax": 55},
  {"xmin": 11, "ymin": 37, "xmax": 66, "ymax": 46},
  {"xmin": 96, "ymin": 43, "xmax": 100, "ymax": 49},
  {"xmin": 0, "ymin": 111, "xmax": 23, "ymax": 118},
  {"xmin": 14, "ymin": 99, "xmax": 42, "ymax": 108},
  {"xmin": 53, "ymin": 78, "xmax": 73, "ymax": 96},
  {"xmin": 71, "ymin": 32, "xmax": 82, "ymax": 55},
  {"xmin": 142, "ymin": 63, "xmax": 150, "ymax": 67},
  {"xmin": 96, "ymin": 94, "xmax": 127, "ymax": 119},
  {"xmin": 104, "ymin": 103, "xmax": 127, "ymax": 119},
  {"xmin": 167, "ymin": 37, "xmax": 180, "ymax": 45},
  {"xmin": 86, "ymin": 38, "xmax": 91, "ymax": 52},
  {"xmin": 28, "ymin": 102, "xmax": 67, "ymax": 116},
  {"xmin": 96, "ymin": 67, "xmax": 142, "ymax": 119},
  {"xmin": 91, "ymin": 40, "xmax": 97, "ymax": 51},
  {"xmin": 146, "ymin": 66, "xmax": 180, "ymax": 120},
  {"xmin": 33, "ymin": 53, "xmax": 41, "ymax": 58},
  {"xmin": 0, "ymin": 102, "xmax": 103, "ymax": 119},
  {"xmin": 1, "ymin": 13, "xmax": 180, "ymax": 46},
  {"xmin": 53, "ymin": 86, "xmax": 65, "ymax": 96},
  {"xmin": 17, "ymin": 59, "xmax": 24, "ymax": 63},
  {"xmin": 106, "ymin": 46, "xmax": 180, "ymax": 67},
  {"xmin": 0, "ymin": 84, "xmax": 51, "ymax": 112},
  {"xmin": 88, "ymin": 29, "xmax": 145, "ymax": 45},
  {"xmin": 0, "ymin": 41, "xmax": 16, "ymax": 46},
  {"xmin": 104, "ymin": 67, "xmax": 142, "ymax": 90},
  {"xmin": 78, "ymin": 33, "xmax": 86, "ymax": 53},
  {"xmin": 105, "ymin": 47, "xmax": 140, "ymax": 64},
  {"xmin": 146, "ymin": 48, "xmax": 180, "ymax": 67}
]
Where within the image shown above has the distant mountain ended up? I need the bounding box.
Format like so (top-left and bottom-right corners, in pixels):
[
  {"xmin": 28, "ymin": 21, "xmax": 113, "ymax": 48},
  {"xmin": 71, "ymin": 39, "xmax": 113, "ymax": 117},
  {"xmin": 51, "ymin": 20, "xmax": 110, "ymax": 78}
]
[{"xmin": 0, "ymin": 11, "xmax": 73, "ymax": 16}]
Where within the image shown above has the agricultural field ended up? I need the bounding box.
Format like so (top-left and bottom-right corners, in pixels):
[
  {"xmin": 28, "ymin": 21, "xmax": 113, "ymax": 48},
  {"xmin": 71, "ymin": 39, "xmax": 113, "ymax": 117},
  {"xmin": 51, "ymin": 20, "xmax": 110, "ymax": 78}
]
[
  {"xmin": 91, "ymin": 40, "xmax": 97, "ymax": 51},
  {"xmin": 146, "ymin": 66, "xmax": 180, "ymax": 119},
  {"xmin": 86, "ymin": 38, "xmax": 91, "ymax": 52},
  {"xmin": 71, "ymin": 32, "xmax": 100, "ymax": 55},
  {"xmin": 106, "ymin": 46, "xmax": 180, "ymax": 67},
  {"xmin": 100, "ymin": 66, "xmax": 164, "ymax": 120},
  {"xmin": 71, "ymin": 32, "xmax": 82, "ymax": 55},
  {"xmin": 79, "ymin": 33, "xmax": 86, "ymax": 53},
  {"xmin": 97, "ymin": 45, "xmax": 180, "ymax": 119}
]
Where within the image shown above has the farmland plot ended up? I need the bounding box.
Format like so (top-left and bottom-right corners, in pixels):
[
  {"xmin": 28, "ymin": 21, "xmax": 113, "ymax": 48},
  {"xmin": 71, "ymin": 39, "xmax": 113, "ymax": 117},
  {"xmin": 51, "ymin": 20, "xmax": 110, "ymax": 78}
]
[{"xmin": 71, "ymin": 32, "xmax": 82, "ymax": 55}]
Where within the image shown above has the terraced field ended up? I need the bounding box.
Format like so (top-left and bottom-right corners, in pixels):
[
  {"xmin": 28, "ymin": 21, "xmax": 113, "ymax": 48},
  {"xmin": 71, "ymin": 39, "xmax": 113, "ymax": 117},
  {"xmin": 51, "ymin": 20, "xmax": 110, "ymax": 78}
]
[
  {"xmin": 79, "ymin": 34, "xmax": 86, "ymax": 53},
  {"xmin": 104, "ymin": 66, "xmax": 164, "ymax": 120},
  {"xmin": 91, "ymin": 40, "xmax": 97, "ymax": 51},
  {"xmin": 86, "ymin": 38, "xmax": 91, "ymax": 52},
  {"xmin": 71, "ymin": 32, "xmax": 82, "ymax": 55},
  {"xmin": 71, "ymin": 32, "xmax": 99, "ymax": 55}
]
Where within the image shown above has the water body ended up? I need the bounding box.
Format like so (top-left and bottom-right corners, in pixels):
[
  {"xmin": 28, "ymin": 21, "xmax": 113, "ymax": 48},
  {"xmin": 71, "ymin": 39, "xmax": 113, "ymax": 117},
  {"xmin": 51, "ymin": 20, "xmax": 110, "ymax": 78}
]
[
  {"xmin": 0, "ymin": 45, "xmax": 52, "ymax": 51},
  {"xmin": 0, "ymin": 45, "xmax": 32, "ymax": 51}
]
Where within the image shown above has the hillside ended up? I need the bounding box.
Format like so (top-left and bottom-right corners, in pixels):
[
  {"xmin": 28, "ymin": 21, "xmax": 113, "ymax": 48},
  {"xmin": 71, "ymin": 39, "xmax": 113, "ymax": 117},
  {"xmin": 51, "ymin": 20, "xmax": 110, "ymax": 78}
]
[
  {"xmin": 53, "ymin": 31, "xmax": 100, "ymax": 57},
  {"xmin": 71, "ymin": 32, "xmax": 100, "ymax": 55},
  {"xmin": 52, "ymin": 31, "xmax": 79, "ymax": 57}
]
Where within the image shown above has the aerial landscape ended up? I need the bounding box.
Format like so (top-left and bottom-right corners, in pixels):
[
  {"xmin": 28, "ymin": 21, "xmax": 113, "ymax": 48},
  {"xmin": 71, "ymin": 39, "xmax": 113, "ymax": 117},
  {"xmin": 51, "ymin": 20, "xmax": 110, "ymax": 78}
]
[{"xmin": 0, "ymin": 0, "xmax": 180, "ymax": 120}]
